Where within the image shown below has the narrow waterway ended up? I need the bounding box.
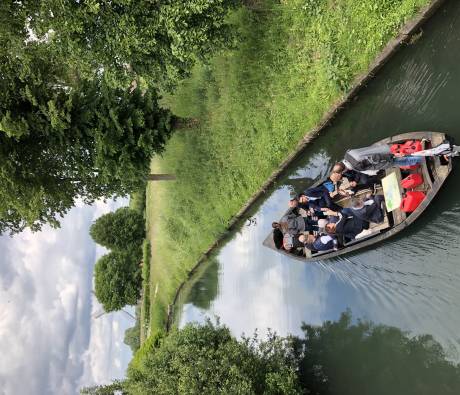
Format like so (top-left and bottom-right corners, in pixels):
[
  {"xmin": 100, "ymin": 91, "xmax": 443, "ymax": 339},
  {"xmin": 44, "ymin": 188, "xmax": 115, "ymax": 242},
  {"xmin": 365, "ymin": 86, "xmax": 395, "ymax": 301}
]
[{"xmin": 177, "ymin": 0, "xmax": 460, "ymax": 364}]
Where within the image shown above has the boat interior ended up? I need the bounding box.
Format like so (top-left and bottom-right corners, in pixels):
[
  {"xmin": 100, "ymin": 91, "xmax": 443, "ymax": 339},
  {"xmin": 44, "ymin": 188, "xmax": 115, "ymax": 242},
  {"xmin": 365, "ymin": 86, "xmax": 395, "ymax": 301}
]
[{"xmin": 264, "ymin": 132, "xmax": 452, "ymax": 261}]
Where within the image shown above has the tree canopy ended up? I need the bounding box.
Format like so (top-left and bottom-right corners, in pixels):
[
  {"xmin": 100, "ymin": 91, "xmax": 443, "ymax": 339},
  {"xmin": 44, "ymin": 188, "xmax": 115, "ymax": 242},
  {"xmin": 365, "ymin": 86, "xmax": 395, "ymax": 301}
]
[
  {"xmin": 0, "ymin": 0, "xmax": 239, "ymax": 234},
  {"xmin": 125, "ymin": 313, "xmax": 460, "ymax": 395},
  {"xmin": 94, "ymin": 250, "xmax": 142, "ymax": 312},
  {"xmin": 126, "ymin": 321, "xmax": 300, "ymax": 394},
  {"xmin": 90, "ymin": 207, "xmax": 145, "ymax": 250}
]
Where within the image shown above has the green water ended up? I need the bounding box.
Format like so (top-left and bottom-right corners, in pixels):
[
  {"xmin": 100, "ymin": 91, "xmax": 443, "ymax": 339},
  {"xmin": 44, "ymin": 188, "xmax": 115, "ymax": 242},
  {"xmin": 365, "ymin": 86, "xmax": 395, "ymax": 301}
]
[{"xmin": 177, "ymin": 0, "xmax": 460, "ymax": 390}]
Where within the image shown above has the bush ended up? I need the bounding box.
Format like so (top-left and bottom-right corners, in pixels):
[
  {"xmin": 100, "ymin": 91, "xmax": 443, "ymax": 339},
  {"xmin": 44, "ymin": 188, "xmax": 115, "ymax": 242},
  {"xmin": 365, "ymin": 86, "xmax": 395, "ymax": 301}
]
[
  {"xmin": 94, "ymin": 250, "xmax": 142, "ymax": 311},
  {"xmin": 126, "ymin": 321, "xmax": 301, "ymax": 394},
  {"xmin": 90, "ymin": 207, "xmax": 145, "ymax": 250}
]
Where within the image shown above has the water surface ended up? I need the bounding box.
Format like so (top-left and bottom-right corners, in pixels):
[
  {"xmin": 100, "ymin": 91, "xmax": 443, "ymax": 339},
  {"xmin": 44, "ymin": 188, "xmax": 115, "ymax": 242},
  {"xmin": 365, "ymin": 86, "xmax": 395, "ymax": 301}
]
[{"xmin": 177, "ymin": 0, "xmax": 460, "ymax": 364}]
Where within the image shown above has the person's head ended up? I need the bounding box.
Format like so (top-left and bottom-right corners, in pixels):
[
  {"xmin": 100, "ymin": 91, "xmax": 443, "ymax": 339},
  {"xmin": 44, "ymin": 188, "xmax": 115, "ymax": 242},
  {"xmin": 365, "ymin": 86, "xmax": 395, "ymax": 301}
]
[
  {"xmin": 288, "ymin": 198, "xmax": 298, "ymax": 208},
  {"xmin": 273, "ymin": 228, "xmax": 284, "ymax": 249},
  {"xmin": 298, "ymin": 194, "xmax": 308, "ymax": 204},
  {"xmin": 329, "ymin": 172, "xmax": 342, "ymax": 183},
  {"xmin": 272, "ymin": 222, "xmax": 280, "ymax": 229},
  {"xmin": 325, "ymin": 223, "xmax": 337, "ymax": 234},
  {"xmin": 351, "ymin": 198, "xmax": 364, "ymax": 210},
  {"xmin": 333, "ymin": 162, "xmax": 346, "ymax": 173}
]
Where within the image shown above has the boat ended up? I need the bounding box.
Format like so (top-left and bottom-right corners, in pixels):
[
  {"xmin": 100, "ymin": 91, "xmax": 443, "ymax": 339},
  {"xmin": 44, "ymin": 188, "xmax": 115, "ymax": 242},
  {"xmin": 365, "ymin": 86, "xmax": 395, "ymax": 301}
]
[{"xmin": 263, "ymin": 131, "xmax": 454, "ymax": 262}]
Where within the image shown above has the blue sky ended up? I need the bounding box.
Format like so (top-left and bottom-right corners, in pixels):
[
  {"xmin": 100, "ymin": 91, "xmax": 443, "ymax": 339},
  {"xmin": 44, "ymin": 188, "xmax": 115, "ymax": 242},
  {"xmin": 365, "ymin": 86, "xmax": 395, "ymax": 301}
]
[{"xmin": 0, "ymin": 199, "xmax": 134, "ymax": 395}]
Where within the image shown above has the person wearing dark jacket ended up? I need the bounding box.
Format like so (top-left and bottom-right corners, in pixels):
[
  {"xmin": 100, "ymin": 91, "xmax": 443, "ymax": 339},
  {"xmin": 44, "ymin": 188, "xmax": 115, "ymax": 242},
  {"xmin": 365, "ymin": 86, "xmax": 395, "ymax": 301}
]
[
  {"xmin": 325, "ymin": 212, "xmax": 368, "ymax": 243},
  {"xmin": 342, "ymin": 195, "xmax": 385, "ymax": 224},
  {"xmin": 333, "ymin": 162, "xmax": 380, "ymax": 192},
  {"xmin": 300, "ymin": 233, "xmax": 338, "ymax": 252},
  {"xmin": 302, "ymin": 172, "xmax": 344, "ymax": 212}
]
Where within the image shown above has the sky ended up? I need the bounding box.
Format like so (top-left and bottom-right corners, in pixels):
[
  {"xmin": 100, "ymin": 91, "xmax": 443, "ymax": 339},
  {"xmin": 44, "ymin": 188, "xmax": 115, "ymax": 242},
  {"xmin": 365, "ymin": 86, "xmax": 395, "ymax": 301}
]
[{"xmin": 0, "ymin": 199, "xmax": 134, "ymax": 395}]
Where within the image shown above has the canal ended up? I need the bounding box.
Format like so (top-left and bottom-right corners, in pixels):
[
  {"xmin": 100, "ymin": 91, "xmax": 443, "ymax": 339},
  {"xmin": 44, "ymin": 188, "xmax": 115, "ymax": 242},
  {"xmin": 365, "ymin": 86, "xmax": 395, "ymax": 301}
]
[{"xmin": 176, "ymin": 0, "xmax": 460, "ymax": 365}]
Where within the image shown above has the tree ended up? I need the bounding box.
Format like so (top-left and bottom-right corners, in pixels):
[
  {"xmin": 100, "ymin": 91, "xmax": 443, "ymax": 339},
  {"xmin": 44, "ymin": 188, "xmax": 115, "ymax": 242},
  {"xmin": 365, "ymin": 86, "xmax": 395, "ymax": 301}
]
[
  {"xmin": 80, "ymin": 381, "xmax": 124, "ymax": 395},
  {"xmin": 90, "ymin": 207, "xmax": 145, "ymax": 250},
  {"xmin": 0, "ymin": 68, "xmax": 172, "ymax": 234},
  {"xmin": 298, "ymin": 311, "xmax": 460, "ymax": 395},
  {"xmin": 126, "ymin": 320, "xmax": 301, "ymax": 394},
  {"xmin": 24, "ymin": 0, "xmax": 241, "ymax": 90},
  {"xmin": 124, "ymin": 320, "xmax": 141, "ymax": 354},
  {"xmin": 125, "ymin": 313, "xmax": 460, "ymax": 394},
  {"xmin": 94, "ymin": 251, "xmax": 142, "ymax": 312},
  {"xmin": 1, "ymin": 0, "xmax": 239, "ymax": 234}
]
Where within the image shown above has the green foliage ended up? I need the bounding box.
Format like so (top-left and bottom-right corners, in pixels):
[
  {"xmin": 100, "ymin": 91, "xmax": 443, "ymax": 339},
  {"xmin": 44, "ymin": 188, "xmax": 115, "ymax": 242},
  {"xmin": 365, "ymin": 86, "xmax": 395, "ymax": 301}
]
[
  {"xmin": 129, "ymin": 187, "xmax": 147, "ymax": 216},
  {"xmin": 22, "ymin": 0, "xmax": 241, "ymax": 90},
  {"xmin": 140, "ymin": 240, "xmax": 151, "ymax": 341},
  {"xmin": 124, "ymin": 307, "xmax": 141, "ymax": 354},
  {"xmin": 148, "ymin": 0, "xmax": 431, "ymax": 334},
  {"xmin": 94, "ymin": 250, "xmax": 142, "ymax": 312},
  {"xmin": 0, "ymin": 72, "xmax": 172, "ymax": 234},
  {"xmin": 126, "ymin": 320, "xmax": 301, "ymax": 394},
  {"xmin": 90, "ymin": 207, "xmax": 145, "ymax": 251},
  {"xmin": 129, "ymin": 313, "xmax": 460, "ymax": 395},
  {"xmin": 0, "ymin": 0, "xmax": 240, "ymax": 234},
  {"xmin": 80, "ymin": 380, "xmax": 125, "ymax": 395}
]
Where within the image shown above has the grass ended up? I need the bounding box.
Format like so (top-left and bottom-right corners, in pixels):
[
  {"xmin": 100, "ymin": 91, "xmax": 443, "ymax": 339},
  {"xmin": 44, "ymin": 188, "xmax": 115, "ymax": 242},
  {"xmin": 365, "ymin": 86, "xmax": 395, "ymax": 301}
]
[
  {"xmin": 128, "ymin": 187, "xmax": 151, "ymax": 343},
  {"xmin": 144, "ymin": 0, "xmax": 431, "ymax": 335},
  {"xmin": 139, "ymin": 239, "xmax": 151, "ymax": 343}
]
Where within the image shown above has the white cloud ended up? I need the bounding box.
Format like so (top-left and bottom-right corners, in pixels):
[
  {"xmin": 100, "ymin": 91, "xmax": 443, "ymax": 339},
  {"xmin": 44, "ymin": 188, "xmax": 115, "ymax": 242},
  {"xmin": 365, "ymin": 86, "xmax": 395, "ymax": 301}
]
[{"xmin": 0, "ymin": 198, "xmax": 133, "ymax": 395}]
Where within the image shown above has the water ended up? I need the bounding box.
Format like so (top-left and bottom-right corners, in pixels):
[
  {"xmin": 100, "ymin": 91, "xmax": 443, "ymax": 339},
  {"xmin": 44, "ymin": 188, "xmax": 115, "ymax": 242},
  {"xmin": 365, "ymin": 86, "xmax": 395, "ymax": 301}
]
[{"xmin": 177, "ymin": 0, "xmax": 460, "ymax": 364}]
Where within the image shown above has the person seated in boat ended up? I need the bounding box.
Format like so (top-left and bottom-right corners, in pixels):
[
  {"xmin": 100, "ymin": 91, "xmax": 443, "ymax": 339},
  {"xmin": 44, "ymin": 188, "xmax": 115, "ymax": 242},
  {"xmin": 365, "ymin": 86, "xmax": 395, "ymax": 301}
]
[
  {"xmin": 324, "ymin": 212, "xmax": 371, "ymax": 243},
  {"xmin": 302, "ymin": 172, "xmax": 344, "ymax": 211},
  {"xmin": 341, "ymin": 194, "xmax": 385, "ymax": 224},
  {"xmin": 272, "ymin": 214, "xmax": 321, "ymax": 236},
  {"xmin": 333, "ymin": 162, "xmax": 381, "ymax": 192},
  {"xmin": 299, "ymin": 233, "xmax": 339, "ymax": 252},
  {"xmin": 288, "ymin": 197, "xmax": 327, "ymax": 219},
  {"xmin": 282, "ymin": 233, "xmax": 306, "ymax": 256}
]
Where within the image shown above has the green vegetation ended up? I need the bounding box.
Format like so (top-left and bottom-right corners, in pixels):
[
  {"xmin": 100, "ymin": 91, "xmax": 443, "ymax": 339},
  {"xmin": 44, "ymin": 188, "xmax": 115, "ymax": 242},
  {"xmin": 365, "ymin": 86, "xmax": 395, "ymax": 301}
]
[
  {"xmin": 94, "ymin": 249, "xmax": 142, "ymax": 312},
  {"xmin": 90, "ymin": 207, "xmax": 145, "ymax": 251},
  {"xmin": 124, "ymin": 312, "xmax": 460, "ymax": 394},
  {"xmin": 123, "ymin": 306, "xmax": 141, "ymax": 354},
  {"xmin": 146, "ymin": 0, "xmax": 431, "ymax": 333},
  {"xmin": 0, "ymin": 1, "xmax": 239, "ymax": 234},
  {"xmin": 90, "ymin": 206, "xmax": 145, "ymax": 311},
  {"xmin": 140, "ymin": 240, "xmax": 152, "ymax": 343}
]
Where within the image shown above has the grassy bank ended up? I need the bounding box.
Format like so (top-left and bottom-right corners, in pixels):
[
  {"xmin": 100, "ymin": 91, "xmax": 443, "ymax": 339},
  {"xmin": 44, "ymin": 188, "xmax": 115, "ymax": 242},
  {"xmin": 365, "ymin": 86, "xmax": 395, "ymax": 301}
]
[{"xmin": 145, "ymin": 0, "xmax": 431, "ymax": 334}]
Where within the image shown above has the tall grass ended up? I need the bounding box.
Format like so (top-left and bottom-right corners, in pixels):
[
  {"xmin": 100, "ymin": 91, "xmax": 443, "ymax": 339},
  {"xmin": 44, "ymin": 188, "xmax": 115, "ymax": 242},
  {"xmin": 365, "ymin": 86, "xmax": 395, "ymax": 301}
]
[{"xmin": 145, "ymin": 0, "xmax": 431, "ymax": 333}]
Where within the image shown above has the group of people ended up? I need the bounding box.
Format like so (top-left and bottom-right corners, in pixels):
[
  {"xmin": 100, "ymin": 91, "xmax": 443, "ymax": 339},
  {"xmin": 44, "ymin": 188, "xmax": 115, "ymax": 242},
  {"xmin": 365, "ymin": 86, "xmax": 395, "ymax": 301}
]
[
  {"xmin": 272, "ymin": 162, "xmax": 386, "ymax": 256},
  {"xmin": 272, "ymin": 138, "xmax": 459, "ymax": 256}
]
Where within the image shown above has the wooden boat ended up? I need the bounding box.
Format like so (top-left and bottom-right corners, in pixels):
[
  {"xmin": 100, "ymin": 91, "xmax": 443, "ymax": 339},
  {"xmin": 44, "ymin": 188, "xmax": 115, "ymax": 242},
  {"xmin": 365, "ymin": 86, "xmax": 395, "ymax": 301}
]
[{"xmin": 263, "ymin": 131, "xmax": 454, "ymax": 262}]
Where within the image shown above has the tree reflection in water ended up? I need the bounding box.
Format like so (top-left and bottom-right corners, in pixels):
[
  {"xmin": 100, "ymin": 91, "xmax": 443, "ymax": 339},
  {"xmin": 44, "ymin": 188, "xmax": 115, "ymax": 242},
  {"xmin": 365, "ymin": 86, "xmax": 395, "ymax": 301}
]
[
  {"xmin": 188, "ymin": 257, "xmax": 219, "ymax": 310},
  {"xmin": 297, "ymin": 311, "xmax": 460, "ymax": 395}
]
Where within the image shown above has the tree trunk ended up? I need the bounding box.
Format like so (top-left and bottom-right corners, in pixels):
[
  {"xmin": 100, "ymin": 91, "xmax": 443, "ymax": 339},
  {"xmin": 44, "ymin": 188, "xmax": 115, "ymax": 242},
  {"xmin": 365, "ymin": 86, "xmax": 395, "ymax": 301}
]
[{"xmin": 147, "ymin": 174, "xmax": 176, "ymax": 181}]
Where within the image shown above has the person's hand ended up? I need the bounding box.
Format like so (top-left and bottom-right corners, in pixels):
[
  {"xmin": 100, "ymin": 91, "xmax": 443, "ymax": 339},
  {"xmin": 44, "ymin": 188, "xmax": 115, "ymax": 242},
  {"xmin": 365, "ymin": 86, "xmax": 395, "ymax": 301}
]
[
  {"xmin": 298, "ymin": 208, "xmax": 308, "ymax": 217},
  {"xmin": 337, "ymin": 190, "xmax": 348, "ymax": 196},
  {"xmin": 323, "ymin": 209, "xmax": 338, "ymax": 216},
  {"xmin": 329, "ymin": 190, "xmax": 339, "ymax": 198}
]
